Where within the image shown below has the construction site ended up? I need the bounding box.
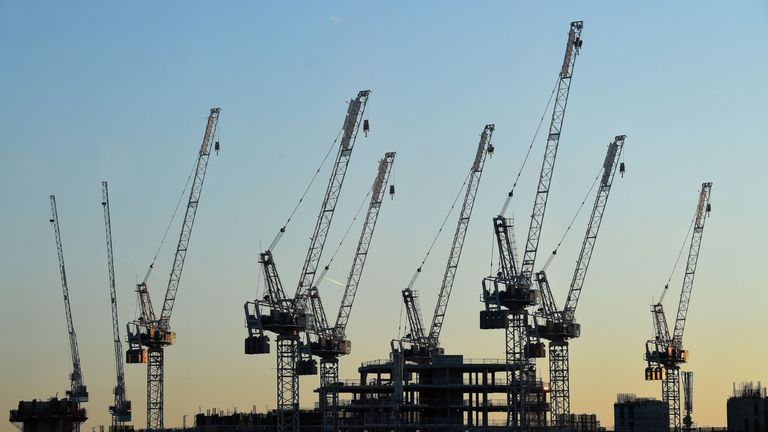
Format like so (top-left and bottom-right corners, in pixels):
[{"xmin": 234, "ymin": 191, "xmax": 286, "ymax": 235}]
[{"xmin": 4, "ymin": 11, "xmax": 764, "ymax": 432}]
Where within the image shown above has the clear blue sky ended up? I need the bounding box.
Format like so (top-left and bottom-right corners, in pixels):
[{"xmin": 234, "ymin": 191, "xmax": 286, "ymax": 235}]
[{"xmin": 1, "ymin": 1, "xmax": 767, "ymax": 430}]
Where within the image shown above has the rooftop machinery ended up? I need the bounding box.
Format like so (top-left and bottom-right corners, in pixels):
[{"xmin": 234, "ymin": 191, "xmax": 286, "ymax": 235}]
[
  {"xmin": 49, "ymin": 195, "xmax": 89, "ymax": 431},
  {"xmin": 645, "ymin": 182, "xmax": 712, "ymax": 432},
  {"xmin": 101, "ymin": 181, "xmax": 132, "ymax": 430},
  {"xmin": 480, "ymin": 20, "xmax": 583, "ymax": 430},
  {"xmin": 125, "ymin": 108, "xmax": 220, "ymax": 431},
  {"xmin": 308, "ymin": 152, "xmax": 396, "ymax": 432},
  {"xmin": 535, "ymin": 135, "xmax": 625, "ymax": 427},
  {"xmin": 243, "ymin": 90, "xmax": 370, "ymax": 432},
  {"xmin": 401, "ymin": 124, "xmax": 495, "ymax": 363}
]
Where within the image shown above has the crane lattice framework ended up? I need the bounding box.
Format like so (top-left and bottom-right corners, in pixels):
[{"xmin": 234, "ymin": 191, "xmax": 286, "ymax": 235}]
[
  {"xmin": 125, "ymin": 108, "xmax": 220, "ymax": 432},
  {"xmin": 645, "ymin": 182, "xmax": 712, "ymax": 432},
  {"xmin": 535, "ymin": 135, "xmax": 625, "ymax": 428},
  {"xmin": 480, "ymin": 20, "xmax": 583, "ymax": 431},
  {"xmin": 401, "ymin": 124, "xmax": 495, "ymax": 364},
  {"xmin": 243, "ymin": 91, "xmax": 370, "ymax": 432},
  {"xmin": 308, "ymin": 152, "xmax": 396, "ymax": 432},
  {"xmin": 101, "ymin": 182, "xmax": 132, "ymax": 430},
  {"xmin": 49, "ymin": 195, "xmax": 89, "ymax": 432}
]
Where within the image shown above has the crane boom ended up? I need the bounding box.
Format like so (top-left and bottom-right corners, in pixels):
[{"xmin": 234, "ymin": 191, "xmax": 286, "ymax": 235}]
[
  {"xmin": 49, "ymin": 195, "xmax": 88, "ymax": 404},
  {"xmin": 520, "ymin": 21, "xmax": 583, "ymax": 280},
  {"xmin": 672, "ymin": 182, "xmax": 712, "ymax": 347},
  {"xmin": 333, "ymin": 152, "xmax": 396, "ymax": 338},
  {"xmin": 101, "ymin": 182, "xmax": 130, "ymax": 425},
  {"xmin": 427, "ymin": 124, "xmax": 494, "ymax": 345},
  {"xmin": 293, "ymin": 90, "xmax": 370, "ymax": 315},
  {"xmin": 158, "ymin": 107, "xmax": 220, "ymax": 326},
  {"xmin": 561, "ymin": 135, "xmax": 625, "ymax": 323}
]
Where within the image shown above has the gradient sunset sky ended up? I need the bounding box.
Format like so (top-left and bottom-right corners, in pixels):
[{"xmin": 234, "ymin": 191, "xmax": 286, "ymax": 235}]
[{"xmin": 2, "ymin": 2, "xmax": 767, "ymax": 430}]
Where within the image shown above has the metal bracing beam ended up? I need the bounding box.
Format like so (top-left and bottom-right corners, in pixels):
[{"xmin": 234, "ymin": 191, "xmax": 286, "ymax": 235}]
[
  {"xmin": 520, "ymin": 21, "xmax": 583, "ymax": 280},
  {"xmin": 561, "ymin": 135, "xmax": 625, "ymax": 323},
  {"xmin": 159, "ymin": 107, "xmax": 220, "ymax": 325},
  {"xmin": 293, "ymin": 91, "xmax": 370, "ymax": 316},
  {"xmin": 332, "ymin": 152, "xmax": 396, "ymax": 339},
  {"xmin": 672, "ymin": 182, "xmax": 712, "ymax": 348},
  {"xmin": 427, "ymin": 125, "xmax": 494, "ymax": 347}
]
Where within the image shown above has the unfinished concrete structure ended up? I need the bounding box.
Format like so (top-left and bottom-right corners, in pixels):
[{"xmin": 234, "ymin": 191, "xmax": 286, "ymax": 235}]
[
  {"xmin": 9, "ymin": 399, "xmax": 87, "ymax": 432},
  {"xmin": 322, "ymin": 354, "xmax": 548, "ymax": 430}
]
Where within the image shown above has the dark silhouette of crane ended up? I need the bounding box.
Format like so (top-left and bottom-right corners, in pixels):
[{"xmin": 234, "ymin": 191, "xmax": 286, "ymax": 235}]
[
  {"xmin": 481, "ymin": 21, "xmax": 583, "ymax": 430},
  {"xmin": 645, "ymin": 182, "xmax": 712, "ymax": 432},
  {"xmin": 49, "ymin": 195, "xmax": 89, "ymax": 432},
  {"xmin": 534, "ymin": 135, "xmax": 625, "ymax": 428},
  {"xmin": 243, "ymin": 91, "xmax": 369, "ymax": 432},
  {"xmin": 101, "ymin": 181, "xmax": 132, "ymax": 429},
  {"xmin": 125, "ymin": 108, "xmax": 220, "ymax": 431}
]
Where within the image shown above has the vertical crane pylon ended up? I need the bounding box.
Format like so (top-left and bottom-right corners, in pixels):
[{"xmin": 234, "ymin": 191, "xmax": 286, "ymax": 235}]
[
  {"xmin": 644, "ymin": 182, "xmax": 712, "ymax": 432},
  {"xmin": 535, "ymin": 135, "xmax": 625, "ymax": 428},
  {"xmin": 401, "ymin": 124, "xmax": 494, "ymax": 363},
  {"xmin": 49, "ymin": 195, "xmax": 89, "ymax": 432},
  {"xmin": 101, "ymin": 182, "xmax": 132, "ymax": 430},
  {"xmin": 308, "ymin": 152, "xmax": 396, "ymax": 432},
  {"xmin": 682, "ymin": 371, "xmax": 693, "ymax": 432},
  {"xmin": 243, "ymin": 91, "xmax": 370, "ymax": 432},
  {"xmin": 125, "ymin": 108, "xmax": 220, "ymax": 432},
  {"xmin": 481, "ymin": 21, "xmax": 583, "ymax": 430}
]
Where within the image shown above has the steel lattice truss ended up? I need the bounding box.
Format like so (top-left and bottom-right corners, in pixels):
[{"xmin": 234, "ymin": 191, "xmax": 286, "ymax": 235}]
[
  {"xmin": 403, "ymin": 124, "xmax": 494, "ymax": 358},
  {"xmin": 293, "ymin": 91, "xmax": 371, "ymax": 316},
  {"xmin": 520, "ymin": 21, "xmax": 583, "ymax": 280},
  {"xmin": 49, "ymin": 196, "xmax": 88, "ymax": 432},
  {"xmin": 101, "ymin": 182, "xmax": 131, "ymax": 427}
]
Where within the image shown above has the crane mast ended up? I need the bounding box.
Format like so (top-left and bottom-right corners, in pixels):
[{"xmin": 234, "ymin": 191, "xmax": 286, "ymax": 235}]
[
  {"xmin": 49, "ymin": 195, "xmax": 88, "ymax": 429},
  {"xmin": 310, "ymin": 152, "xmax": 396, "ymax": 432},
  {"xmin": 101, "ymin": 182, "xmax": 131, "ymax": 428},
  {"xmin": 481, "ymin": 21, "xmax": 583, "ymax": 430},
  {"xmin": 126, "ymin": 107, "xmax": 220, "ymax": 432},
  {"xmin": 536, "ymin": 135, "xmax": 625, "ymax": 427},
  {"xmin": 402, "ymin": 124, "xmax": 494, "ymax": 363},
  {"xmin": 644, "ymin": 182, "xmax": 712, "ymax": 432}
]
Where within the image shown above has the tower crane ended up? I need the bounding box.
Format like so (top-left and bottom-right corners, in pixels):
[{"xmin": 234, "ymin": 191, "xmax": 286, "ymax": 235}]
[
  {"xmin": 401, "ymin": 124, "xmax": 494, "ymax": 363},
  {"xmin": 309, "ymin": 152, "xmax": 396, "ymax": 432},
  {"xmin": 645, "ymin": 182, "xmax": 712, "ymax": 432},
  {"xmin": 534, "ymin": 135, "xmax": 625, "ymax": 428},
  {"xmin": 125, "ymin": 107, "xmax": 220, "ymax": 431},
  {"xmin": 243, "ymin": 90, "xmax": 370, "ymax": 432},
  {"xmin": 101, "ymin": 181, "xmax": 131, "ymax": 430},
  {"xmin": 480, "ymin": 21, "xmax": 583, "ymax": 430},
  {"xmin": 49, "ymin": 195, "xmax": 88, "ymax": 432}
]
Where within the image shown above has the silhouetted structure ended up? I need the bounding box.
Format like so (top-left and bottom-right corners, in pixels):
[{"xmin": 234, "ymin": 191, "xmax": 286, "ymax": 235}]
[
  {"xmin": 727, "ymin": 382, "xmax": 768, "ymax": 432},
  {"xmin": 613, "ymin": 394, "xmax": 666, "ymax": 432},
  {"xmin": 9, "ymin": 398, "xmax": 87, "ymax": 432}
]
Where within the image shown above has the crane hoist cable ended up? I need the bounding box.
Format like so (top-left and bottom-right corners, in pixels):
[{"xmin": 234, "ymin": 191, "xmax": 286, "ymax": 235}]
[
  {"xmin": 659, "ymin": 212, "xmax": 696, "ymax": 304},
  {"xmin": 315, "ymin": 186, "xmax": 374, "ymax": 286},
  {"xmin": 141, "ymin": 155, "xmax": 197, "ymax": 285},
  {"xmin": 406, "ymin": 169, "xmax": 472, "ymax": 290},
  {"xmin": 540, "ymin": 165, "xmax": 603, "ymax": 272},
  {"xmin": 142, "ymin": 117, "xmax": 223, "ymax": 286},
  {"xmin": 268, "ymin": 128, "xmax": 345, "ymax": 251},
  {"xmin": 500, "ymin": 77, "xmax": 559, "ymax": 217}
]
